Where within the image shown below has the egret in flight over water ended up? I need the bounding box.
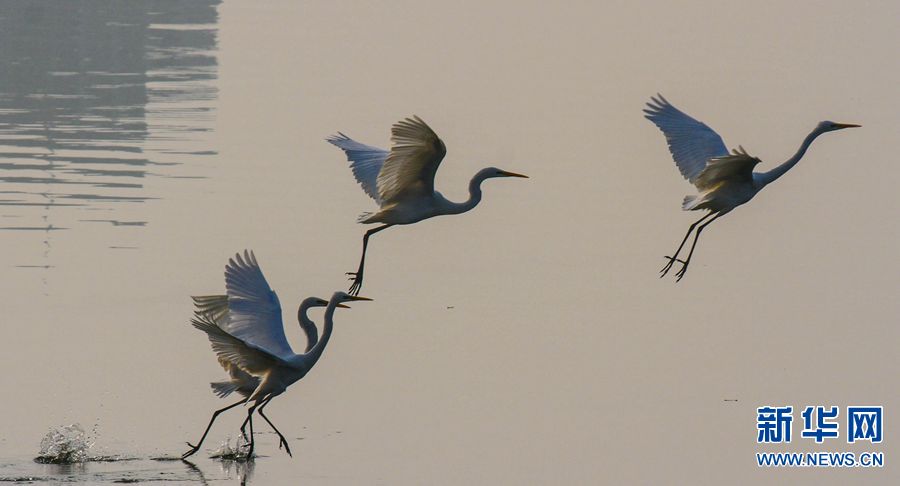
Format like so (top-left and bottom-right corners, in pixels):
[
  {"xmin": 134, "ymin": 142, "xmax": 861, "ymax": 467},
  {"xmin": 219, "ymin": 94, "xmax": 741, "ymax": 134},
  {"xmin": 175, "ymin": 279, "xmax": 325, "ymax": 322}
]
[
  {"xmin": 328, "ymin": 115, "xmax": 528, "ymax": 295},
  {"xmin": 182, "ymin": 251, "xmax": 371, "ymax": 459},
  {"xmin": 644, "ymin": 94, "xmax": 859, "ymax": 281}
]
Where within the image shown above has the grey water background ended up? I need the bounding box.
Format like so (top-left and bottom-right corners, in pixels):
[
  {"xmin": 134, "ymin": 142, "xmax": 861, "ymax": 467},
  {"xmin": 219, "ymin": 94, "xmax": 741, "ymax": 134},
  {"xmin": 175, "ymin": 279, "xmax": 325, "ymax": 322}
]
[{"xmin": 1, "ymin": 1, "xmax": 899, "ymax": 484}]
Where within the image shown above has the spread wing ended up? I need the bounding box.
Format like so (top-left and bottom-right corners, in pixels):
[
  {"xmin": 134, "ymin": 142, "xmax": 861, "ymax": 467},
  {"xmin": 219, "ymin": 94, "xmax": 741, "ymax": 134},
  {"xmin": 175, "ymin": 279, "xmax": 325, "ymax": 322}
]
[
  {"xmin": 694, "ymin": 146, "xmax": 761, "ymax": 189},
  {"xmin": 221, "ymin": 250, "xmax": 296, "ymax": 360},
  {"xmin": 644, "ymin": 94, "xmax": 729, "ymax": 185},
  {"xmin": 190, "ymin": 295, "xmax": 262, "ymax": 397},
  {"xmin": 326, "ymin": 132, "xmax": 388, "ymax": 203},
  {"xmin": 376, "ymin": 116, "xmax": 447, "ymax": 203},
  {"xmin": 192, "ymin": 294, "xmax": 229, "ymax": 322},
  {"xmin": 191, "ymin": 313, "xmax": 282, "ymax": 375}
]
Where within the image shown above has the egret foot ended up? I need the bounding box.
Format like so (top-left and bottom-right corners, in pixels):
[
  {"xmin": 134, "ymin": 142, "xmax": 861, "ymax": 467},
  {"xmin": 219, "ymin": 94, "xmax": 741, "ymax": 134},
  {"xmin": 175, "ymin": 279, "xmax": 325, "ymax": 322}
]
[
  {"xmin": 277, "ymin": 435, "xmax": 293, "ymax": 457},
  {"xmin": 347, "ymin": 271, "xmax": 363, "ymax": 296},
  {"xmin": 182, "ymin": 443, "xmax": 201, "ymax": 460},
  {"xmin": 659, "ymin": 255, "xmax": 686, "ymax": 277}
]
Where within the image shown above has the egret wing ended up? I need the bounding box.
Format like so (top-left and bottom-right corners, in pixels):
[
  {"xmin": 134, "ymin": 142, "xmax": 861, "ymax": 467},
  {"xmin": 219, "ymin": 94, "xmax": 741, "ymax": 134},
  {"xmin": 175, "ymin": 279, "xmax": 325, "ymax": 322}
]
[
  {"xmin": 327, "ymin": 133, "xmax": 388, "ymax": 203},
  {"xmin": 694, "ymin": 146, "xmax": 761, "ymax": 189},
  {"xmin": 191, "ymin": 313, "xmax": 282, "ymax": 375},
  {"xmin": 222, "ymin": 250, "xmax": 296, "ymax": 359},
  {"xmin": 644, "ymin": 94, "xmax": 729, "ymax": 184},
  {"xmin": 192, "ymin": 294, "xmax": 229, "ymax": 323},
  {"xmin": 376, "ymin": 116, "xmax": 447, "ymax": 203}
]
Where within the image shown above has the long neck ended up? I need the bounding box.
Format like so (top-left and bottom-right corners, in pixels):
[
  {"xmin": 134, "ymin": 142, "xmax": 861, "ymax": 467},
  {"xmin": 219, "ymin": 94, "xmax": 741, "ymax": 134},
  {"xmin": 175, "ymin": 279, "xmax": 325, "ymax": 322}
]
[
  {"xmin": 444, "ymin": 172, "xmax": 486, "ymax": 215},
  {"xmin": 755, "ymin": 128, "xmax": 823, "ymax": 188},
  {"xmin": 303, "ymin": 299, "xmax": 339, "ymax": 366},
  {"xmin": 297, "ymin": 304, "xmax": 319, "ymax": 353}
]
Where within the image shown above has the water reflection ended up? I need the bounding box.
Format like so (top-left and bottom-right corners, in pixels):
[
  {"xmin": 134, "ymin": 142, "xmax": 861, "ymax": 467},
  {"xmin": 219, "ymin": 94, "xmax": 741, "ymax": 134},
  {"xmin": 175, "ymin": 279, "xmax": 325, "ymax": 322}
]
[
  {"xmin": 180, "ymin": 459, "xmax": 211, "ymax": 485},
  {"xmin": 217, "ymin": 458, "xmax": 255, "ymax": 485},
  {"xmin": 0, "ymin": 0, "xmax": 220, "ymax": 254}
]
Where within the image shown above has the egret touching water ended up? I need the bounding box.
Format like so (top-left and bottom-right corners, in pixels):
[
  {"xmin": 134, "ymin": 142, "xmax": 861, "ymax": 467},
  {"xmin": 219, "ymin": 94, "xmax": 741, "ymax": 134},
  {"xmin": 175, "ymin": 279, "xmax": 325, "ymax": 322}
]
[
  {"xmin": 328, "ymin": 115, "xmax": 528, "ymax": 295},
  {"xmin": 644, "ymin": 94, "xmax": 859, "ymax": 281},
  {"xmin": 182, "ymin": 251, "xmax": 371, "ymax": 459},
  {"xmin": 189, "ymin": 293, "xmax": 340, "ymax": 456}
]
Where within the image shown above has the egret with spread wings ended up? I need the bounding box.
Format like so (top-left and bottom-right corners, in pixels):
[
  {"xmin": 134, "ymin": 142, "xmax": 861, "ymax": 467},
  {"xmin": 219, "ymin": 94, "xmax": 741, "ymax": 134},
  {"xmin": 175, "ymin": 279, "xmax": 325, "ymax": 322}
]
[
  {"xmin": 328, "ymin": 116, "xmax": 528, "ymax": 295},
  {"xmin": 645, "ymin": 94, "xmax": 859, "ymax": 281},
  {"xmin": 182, "ymin": 251, "xmax": 371, "ymax": 459},
  {"xmin": 188, "ymin": 292, "xmax": 335, "ymax": 457}
]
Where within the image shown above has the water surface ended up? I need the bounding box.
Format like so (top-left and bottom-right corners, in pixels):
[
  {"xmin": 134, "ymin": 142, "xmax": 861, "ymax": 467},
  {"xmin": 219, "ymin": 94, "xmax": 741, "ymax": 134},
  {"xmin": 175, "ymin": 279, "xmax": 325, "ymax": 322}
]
[{"xmin": 1, "ymin": 1, "xmax": 898, "ymax": 485}]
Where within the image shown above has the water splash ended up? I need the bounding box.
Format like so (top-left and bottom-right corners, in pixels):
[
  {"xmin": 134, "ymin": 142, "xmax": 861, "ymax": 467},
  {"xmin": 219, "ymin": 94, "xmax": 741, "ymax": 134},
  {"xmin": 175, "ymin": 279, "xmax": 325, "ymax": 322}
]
[
  {"xmin": 209, "ymin": 435, "xmax": 252, "ymax": 462},
  {"xmin": 34, "ymin": 424, "xmax": 92, "ymax": 464}
]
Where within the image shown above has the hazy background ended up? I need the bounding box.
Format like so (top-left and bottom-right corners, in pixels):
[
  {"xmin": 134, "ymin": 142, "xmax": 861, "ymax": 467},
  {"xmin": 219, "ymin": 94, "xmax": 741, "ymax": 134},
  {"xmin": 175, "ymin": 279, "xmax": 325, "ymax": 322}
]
[{"xmin": 1, "ymin": 0, "xmax": 898, "ymax": 484}]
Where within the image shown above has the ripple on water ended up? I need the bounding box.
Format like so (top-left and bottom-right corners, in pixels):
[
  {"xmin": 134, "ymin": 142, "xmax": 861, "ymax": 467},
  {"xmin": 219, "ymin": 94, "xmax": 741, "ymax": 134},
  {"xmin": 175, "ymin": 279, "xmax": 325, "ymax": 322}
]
[{"xmin": 0, "ymin": 0, "xmax": 221, "ymax": 273}]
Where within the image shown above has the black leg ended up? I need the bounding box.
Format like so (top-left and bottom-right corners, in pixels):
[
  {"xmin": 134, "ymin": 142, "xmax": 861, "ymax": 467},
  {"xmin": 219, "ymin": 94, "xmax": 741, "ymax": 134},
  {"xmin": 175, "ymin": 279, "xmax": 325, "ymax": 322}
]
[
  {"xmin": 674, "ymin": 213, "xmax": 722, "ymax": 282},
  {"xmin": 243, "ymin": 401, "xmax": 260, "ymax": 458},
  {"xmin": 240, "ymin": 397, "xmax": 270, "ymax": 443},
  {"xmin": 660, "ymin": 212, "xmax": 714, "ymax": 277},
  {"xmin": 239, "ymin": 407, "xmax": 253, "ymax": 443},
  {"xmin": 182, "ymin": 398, "xmax": 246, "ymax": 460},
  {"xmin": 257, "ymin": 397, "xmax": 292, "ymax": 457},
  {"xmin": 348, "ymin": 224, "xmax": 392, "ymax": 295}
]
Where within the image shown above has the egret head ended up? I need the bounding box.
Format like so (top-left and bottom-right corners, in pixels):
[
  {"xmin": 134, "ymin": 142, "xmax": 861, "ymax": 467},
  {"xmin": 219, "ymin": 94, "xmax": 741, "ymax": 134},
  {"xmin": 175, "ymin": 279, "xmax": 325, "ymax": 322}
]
[
  {"xmin": 301, "ymin": 296, "xmax": 349, "ymax": 310},
  {"xmin": 817, "ymin": 121, "xmax": 861, "ymax": 133},
  {"xmin": 329, "ymin": 291, "xmax": 373, "ymax": 308},
  {"xmin": 479, "ymin": 167, "xmax": 529, "ymax": 180}
]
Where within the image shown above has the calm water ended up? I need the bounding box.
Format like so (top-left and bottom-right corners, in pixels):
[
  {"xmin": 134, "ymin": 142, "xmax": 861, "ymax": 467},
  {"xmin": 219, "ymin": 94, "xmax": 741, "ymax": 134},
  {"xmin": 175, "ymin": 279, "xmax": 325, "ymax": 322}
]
[{"xmin": 2, "ymin": 1, "xmax": 898, "ymax": 485}]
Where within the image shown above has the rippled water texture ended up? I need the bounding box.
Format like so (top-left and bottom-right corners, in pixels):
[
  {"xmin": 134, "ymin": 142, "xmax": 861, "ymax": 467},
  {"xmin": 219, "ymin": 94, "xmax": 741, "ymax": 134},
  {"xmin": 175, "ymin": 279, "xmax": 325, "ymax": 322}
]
[
  {"xmin": 2, "ymin": 1, "xmax": 220, "ymax": 481},
  {"xmin": 0, "ymin": 0, "xmax": 217, "ymax": 263}
]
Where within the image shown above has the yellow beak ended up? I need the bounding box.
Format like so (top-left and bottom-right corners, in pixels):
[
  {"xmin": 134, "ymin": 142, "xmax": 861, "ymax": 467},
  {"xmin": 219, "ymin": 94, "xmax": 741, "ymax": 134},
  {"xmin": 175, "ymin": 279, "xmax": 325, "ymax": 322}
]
[{"xmin": 340, "ymin": 295, "xmax": 372, "ymax": 309}]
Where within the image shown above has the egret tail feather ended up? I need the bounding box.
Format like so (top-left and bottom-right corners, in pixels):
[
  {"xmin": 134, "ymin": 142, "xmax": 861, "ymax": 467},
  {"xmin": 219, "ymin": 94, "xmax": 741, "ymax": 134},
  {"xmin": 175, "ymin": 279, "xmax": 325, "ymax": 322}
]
[
  {"xmin": 210, "ymin": 381, "xmax": 240, "ymax": 398},
  {"xmin": 682, "ymin": 195, "xmax": 699, "ymax": 210}
]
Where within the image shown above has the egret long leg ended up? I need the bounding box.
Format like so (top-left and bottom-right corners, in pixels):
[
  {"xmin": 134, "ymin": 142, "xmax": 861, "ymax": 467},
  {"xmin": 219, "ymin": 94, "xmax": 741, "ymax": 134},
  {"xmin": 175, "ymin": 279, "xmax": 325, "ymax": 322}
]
[
  {"xmin": 236, "ymin": 396, "xmax": 292, "ymax": 457},
  {"xmin": 674, "ymin": 213, "xmax": 723, "ymax": 282},
  {"xmin": 238, "ymin": 402, "xmax": 257, "ymax": 442},
  {"xmin": 257, "ymin": 397, "xmax": 292, "ymax": 457},
  {"xmin": 660, "ymin": 212, "xmax": 715, "ymax": 277},
  {"xmin": 348, "ymin": 224, "xmax": 392, "ymax": 295},
  {"xmin": 241, "ymin": 401, "xmax": 260, "ymax": 458},
  {"xmin": 182, "ymin": 398, "xmax": 246, "ymax": 459}
]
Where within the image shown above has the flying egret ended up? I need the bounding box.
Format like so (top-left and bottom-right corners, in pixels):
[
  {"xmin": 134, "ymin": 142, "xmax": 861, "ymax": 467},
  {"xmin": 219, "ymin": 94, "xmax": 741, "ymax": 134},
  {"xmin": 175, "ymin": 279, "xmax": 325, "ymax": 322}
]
[
  {"xmin": 328, "ymin": 115, "xmax": 528, "ymax": 295},
  {"xmin": 189, "ymin": 293, "xmax": 338, "ymax": 455},
  {"xmin": 644, "ymin": 94, "xmax": 859, "ymax": 281},
  {"xmin": 182, "ymin": 251, "xmax": 371, "ymax": 459}
]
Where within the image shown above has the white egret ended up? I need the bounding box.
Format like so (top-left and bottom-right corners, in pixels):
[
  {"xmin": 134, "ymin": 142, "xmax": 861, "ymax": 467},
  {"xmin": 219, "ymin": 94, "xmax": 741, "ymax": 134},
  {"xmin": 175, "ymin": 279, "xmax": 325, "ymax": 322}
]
[
  {"xmin": 644, "ymin": 94, "xmax": 859, "ymax": 281},
  {"xmin": 182, "ymin": 251, "xmax": 371, "ymax": 459},
  {"xmin": 189, "ymin": 293, "xmax": 335, "ymax": 455},
  {"xmin": 328, "ymin": 115, "xmax": 528, "ymax": 295}
]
